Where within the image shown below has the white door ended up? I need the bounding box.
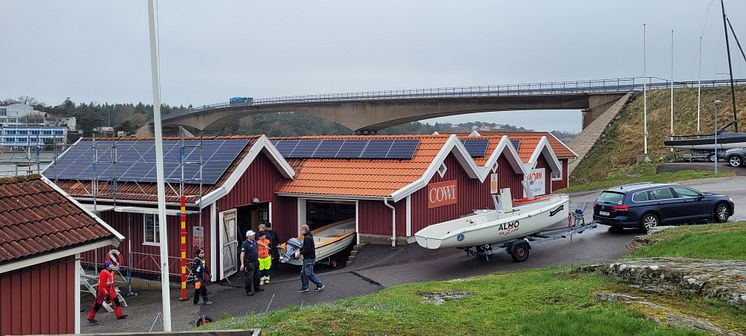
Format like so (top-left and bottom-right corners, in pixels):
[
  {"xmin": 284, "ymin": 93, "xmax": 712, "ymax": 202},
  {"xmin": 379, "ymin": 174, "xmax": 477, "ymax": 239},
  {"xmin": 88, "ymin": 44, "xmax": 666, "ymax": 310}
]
[{"xmin": 219, "ymin": 209, "xmax": 238, "ymax": 279}]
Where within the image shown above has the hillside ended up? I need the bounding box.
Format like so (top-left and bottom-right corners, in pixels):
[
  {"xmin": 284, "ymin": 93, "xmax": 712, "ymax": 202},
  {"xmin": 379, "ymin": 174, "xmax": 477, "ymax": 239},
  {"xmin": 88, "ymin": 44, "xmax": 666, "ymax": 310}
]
[{"xmin": 571, "ymin": 85, "xmax": 746, "ymax": 183}]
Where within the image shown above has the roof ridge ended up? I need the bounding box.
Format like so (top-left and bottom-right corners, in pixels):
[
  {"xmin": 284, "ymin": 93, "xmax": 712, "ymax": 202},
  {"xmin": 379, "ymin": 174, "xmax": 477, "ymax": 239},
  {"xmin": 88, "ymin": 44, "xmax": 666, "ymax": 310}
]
[{"xmin": 0, "ymin": 174, "xmax": 41, "ymax": 185}]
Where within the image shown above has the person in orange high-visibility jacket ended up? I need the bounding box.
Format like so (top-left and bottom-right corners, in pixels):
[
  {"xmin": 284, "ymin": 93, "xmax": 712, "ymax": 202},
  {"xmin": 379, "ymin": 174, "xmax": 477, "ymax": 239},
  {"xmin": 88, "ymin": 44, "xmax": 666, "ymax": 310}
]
[
  {"xmin": 256, "ymin": 227, "xmax": 272, "ymax": 285},
  {"xmin": 87, "ymin": 260, "xmax": 127, "ymax": 323}
]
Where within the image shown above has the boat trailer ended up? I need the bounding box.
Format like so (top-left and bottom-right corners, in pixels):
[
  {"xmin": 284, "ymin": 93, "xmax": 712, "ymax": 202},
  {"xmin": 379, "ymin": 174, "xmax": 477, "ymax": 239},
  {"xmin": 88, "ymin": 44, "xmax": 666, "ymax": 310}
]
[{"xmin": 461, "ymin": 209, "xmax": 597, "ymax": 262}]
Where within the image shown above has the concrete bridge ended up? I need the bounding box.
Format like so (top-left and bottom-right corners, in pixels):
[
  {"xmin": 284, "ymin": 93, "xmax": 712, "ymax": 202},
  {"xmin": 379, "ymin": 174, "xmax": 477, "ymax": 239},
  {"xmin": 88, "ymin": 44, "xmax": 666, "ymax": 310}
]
[{"xmin": 145, "ymin": 77, "xmax": 743, "ymax": 135}]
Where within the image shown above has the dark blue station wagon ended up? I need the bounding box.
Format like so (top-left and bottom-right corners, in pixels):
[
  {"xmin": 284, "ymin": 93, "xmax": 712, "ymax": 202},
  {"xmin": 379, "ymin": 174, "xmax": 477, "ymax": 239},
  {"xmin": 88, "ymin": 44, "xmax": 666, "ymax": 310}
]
[{"xmin": 593, "ymin": 183, "xmax": 735, "ymax": 232}]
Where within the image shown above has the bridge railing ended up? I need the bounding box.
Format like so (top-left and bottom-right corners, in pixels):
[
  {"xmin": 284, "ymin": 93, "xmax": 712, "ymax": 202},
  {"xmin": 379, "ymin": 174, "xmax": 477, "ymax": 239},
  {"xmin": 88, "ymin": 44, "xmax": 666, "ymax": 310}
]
[{"xmin": 163, "ymin": 77, "xmax": 746, "ymax": 119}]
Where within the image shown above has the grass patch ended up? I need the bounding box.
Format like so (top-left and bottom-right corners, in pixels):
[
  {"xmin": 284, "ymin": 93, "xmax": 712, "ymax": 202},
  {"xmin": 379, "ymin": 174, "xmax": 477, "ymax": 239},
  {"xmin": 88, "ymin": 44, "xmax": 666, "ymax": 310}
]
[
  {"xmin": 631, "ymin": 222, "xmax": 746, "ymax": 260},
  {"xmin": 201, "ymin": 268, "xmax": 726, "ymax": 335},
  {"xmin": 557, "ymin": 168, "xmax": 732, "ymax": 193}
]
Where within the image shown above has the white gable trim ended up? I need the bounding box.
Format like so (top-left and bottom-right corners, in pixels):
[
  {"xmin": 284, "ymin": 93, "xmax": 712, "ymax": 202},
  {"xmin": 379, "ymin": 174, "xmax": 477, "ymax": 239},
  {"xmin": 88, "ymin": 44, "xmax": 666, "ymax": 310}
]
[
  {"xmin": 390, "ymin": 135, "xmax": 482, "ymax": 202},
  {"xmin": 527, "ymin": 136, "xmax": 562, "ymax": 173},
  {"xmin": 197, "ymin": 135, "xmax": 294, "ymax": 208},
  {"xmin": 545, "ymin": 132, "xmax": 578, "ymax": 158},
  {"xmin": 478, "ymin": 136, "xmax": 528, "ymax": 178}
]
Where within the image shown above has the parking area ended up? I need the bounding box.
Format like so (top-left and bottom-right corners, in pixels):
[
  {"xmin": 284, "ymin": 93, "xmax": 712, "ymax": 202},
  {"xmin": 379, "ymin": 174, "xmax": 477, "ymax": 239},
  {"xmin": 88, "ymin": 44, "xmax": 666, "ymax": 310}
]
[{"xmin": 81, "ymin": 176, "xmax": 745, "ymax": 332}]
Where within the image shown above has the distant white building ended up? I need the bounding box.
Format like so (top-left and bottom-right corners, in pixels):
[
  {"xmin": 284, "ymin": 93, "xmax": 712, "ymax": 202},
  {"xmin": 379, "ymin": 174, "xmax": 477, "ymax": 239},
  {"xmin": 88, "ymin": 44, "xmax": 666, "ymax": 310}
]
[{"xmin": 0, "ymin": 104, "xmax": 75, "ymax": 148}]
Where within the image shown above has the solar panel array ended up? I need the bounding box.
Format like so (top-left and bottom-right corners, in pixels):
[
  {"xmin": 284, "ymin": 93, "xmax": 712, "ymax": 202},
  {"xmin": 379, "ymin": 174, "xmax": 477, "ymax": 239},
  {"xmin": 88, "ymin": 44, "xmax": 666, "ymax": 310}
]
[
  {"xmin": 462, "ymin": 138, "xmax": 489, "ymax": 157},
  {"xmin": 273, "ymin": 139, "xmax": 419, "ymax": 159},
  {"xmin": 510, "ymin": 139, "xmax": 521, "ymax": 150},
  {"xmin": 44, "ymin": 139, "xmax": 249, "ymax": 185}
]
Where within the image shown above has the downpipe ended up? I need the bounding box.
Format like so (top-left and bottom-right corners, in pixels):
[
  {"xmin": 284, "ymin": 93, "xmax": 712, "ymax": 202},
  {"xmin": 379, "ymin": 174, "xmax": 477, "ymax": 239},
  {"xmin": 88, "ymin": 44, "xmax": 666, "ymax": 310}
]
[{"xmin": 383, "ymin": 198, "xmax": 396, "ymax": 247}]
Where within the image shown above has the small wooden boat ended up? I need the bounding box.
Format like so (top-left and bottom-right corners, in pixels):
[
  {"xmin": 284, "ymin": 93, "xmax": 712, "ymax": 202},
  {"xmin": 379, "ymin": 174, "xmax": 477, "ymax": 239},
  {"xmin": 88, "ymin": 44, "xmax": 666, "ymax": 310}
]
[
  {"xmin": 415, "ymin": 194, "xmax": 569, "ymax": 249},
  {"xmin": 279, "ymin": 219, "xmax": 356, "ymax": 266}
]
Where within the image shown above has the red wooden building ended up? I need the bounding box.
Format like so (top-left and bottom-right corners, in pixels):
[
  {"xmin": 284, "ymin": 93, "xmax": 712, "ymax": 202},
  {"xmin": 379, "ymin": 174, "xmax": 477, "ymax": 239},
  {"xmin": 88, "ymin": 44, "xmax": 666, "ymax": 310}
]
[
  {"xmin": 274, "ymin": 134, "xmax": 528, "ymax": 245},
  {"xmin": 0, "ymin": 175, "xmax": 123, "ymax": 335},
  {"xmin": 45, "ymin": 135, "xmax": 295, "ymax": 282}
]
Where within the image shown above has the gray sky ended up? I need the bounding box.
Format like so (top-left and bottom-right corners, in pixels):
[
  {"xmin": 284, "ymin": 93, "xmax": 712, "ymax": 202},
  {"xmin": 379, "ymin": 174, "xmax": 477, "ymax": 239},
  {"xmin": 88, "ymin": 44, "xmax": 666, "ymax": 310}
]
[{"xmin": 2, "ymin": 0, "xmax": 745, "ymax": 132}]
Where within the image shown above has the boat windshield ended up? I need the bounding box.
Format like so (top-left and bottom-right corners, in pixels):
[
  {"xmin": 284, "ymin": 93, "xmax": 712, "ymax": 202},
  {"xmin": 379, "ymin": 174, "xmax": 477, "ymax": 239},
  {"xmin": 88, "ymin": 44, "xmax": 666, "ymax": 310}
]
[{"xmin": 596, "ymin": 191, "xmax": 625, "ymax": 205}]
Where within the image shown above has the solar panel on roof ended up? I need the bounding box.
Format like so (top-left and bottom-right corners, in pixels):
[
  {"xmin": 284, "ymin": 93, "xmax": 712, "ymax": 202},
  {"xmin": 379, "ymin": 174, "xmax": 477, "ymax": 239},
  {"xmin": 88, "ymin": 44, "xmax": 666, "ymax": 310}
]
[
  {"xmin": 462, "ymin": 138, "xmax": 488, "ymax": 157},
  {"xmin": 385, "ymin": 139, "xmax": 419, "ymax": 159},
  {"xmin": 288, "ymin": 139, "xmax": 321, "ymax": 158},
  {"xmin": 361, "ymin": 139, "xmax": 394, "ymax": 159},
  {"xmin": 44, "ymin": 138, "xmax": 249, "ymax": 185},
  {"xmin": 312, "ymin": 140, "xmax": 345, "ymax": 158},
  {"xmin": 510, "ymin": 139, "xmax": 520, "ymax": 150},
  {"xmin": 335, "ymin": 139, "xmax": 367, "ymax": 159}
]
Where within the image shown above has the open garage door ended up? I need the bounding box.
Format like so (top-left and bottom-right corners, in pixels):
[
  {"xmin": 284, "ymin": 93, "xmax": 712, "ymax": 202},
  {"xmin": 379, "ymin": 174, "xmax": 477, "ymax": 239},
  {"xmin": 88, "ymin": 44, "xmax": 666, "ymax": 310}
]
[{"xmin": 306, "ymin": 200, "xmax": 355, "ymax": 231}]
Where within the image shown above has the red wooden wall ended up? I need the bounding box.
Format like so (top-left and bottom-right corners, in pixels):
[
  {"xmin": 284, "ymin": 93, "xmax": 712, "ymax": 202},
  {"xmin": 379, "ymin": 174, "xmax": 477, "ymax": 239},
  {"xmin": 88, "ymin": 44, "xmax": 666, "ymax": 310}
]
[
  {"xmin": 551, "ymin": 159, "xmax": 569, "ymax": 191},
  {"xmin": 0, "ymin": 257, "xmax": 74, "ymax": 335}
]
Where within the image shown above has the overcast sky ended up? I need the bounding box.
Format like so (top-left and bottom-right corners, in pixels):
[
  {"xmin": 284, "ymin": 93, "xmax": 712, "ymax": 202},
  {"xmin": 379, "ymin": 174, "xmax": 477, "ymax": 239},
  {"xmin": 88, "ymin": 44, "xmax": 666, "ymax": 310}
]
[{"xmin": 2, "ymin": 0, "xmax": 745, "ymax": 132}]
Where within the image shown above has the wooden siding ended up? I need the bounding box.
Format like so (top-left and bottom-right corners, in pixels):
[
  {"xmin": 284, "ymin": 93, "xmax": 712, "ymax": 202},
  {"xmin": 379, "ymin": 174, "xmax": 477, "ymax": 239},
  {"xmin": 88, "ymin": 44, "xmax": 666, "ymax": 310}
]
[
  {"xmin": 0, "ymin": 257, "xmax": 74, "ymax": 335},
  {"xmin": 552, "ymin": 159, "xmax": 569, "ymax": 191}
]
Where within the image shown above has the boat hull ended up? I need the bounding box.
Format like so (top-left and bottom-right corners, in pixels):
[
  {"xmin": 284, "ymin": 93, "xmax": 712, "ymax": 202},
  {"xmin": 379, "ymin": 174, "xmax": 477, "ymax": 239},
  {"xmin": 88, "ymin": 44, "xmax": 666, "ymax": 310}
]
[
  {"xmin": 415, "ymin": 195, "xmax": 570, "ymax": 249},
  {"xmin": 664, "ymin": 132, "xmax": 746, "ymax": 150},
  {"xmin": 284, "ymin": 219, "xmax": 356, "ymax": 266}
]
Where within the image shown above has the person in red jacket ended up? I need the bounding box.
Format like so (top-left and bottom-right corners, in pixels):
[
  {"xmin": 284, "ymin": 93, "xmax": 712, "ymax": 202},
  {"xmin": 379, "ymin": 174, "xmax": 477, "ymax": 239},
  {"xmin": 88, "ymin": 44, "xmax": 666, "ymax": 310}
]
[{"xmin": 87, "ymin": 260, "xmax": 127, "ymax": 323}]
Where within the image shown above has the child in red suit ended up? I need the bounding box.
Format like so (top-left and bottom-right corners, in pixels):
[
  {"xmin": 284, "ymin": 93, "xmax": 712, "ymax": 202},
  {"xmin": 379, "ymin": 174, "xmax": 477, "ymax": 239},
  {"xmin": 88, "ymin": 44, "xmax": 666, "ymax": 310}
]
[{"xmin": 87, "ymin": 260, "xmax": 127, "ymax": 323}]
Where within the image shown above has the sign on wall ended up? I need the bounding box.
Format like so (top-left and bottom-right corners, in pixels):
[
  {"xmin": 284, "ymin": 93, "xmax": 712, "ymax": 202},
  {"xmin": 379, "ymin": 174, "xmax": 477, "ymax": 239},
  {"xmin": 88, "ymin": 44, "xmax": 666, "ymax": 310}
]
[
  {"xmin": 524, "ymin": 168, "xmax": 546, "ymax": 197},
  {"xmin": 193, "ymin": 226, "xmax": 204, "ymax": 248},
  {"xmin": 490, "ymin": 173, "xmax": 498, "ymax": 194},
  {"xmin": 427, "ymin": 180, "xmax": 458, "ymax": 208}
]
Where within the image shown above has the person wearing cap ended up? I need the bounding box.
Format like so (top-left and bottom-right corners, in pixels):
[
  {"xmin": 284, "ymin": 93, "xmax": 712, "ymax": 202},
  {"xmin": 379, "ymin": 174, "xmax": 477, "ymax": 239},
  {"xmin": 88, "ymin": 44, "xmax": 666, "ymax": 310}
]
[
  {"xmin": 298, "ymin": 224, "xmax": 324, "ymax": 292},
  {"xmin": 192, "ymin": 248, "xmax": 213, "ymax": 305},
  {"xmin": 87, "ymin": 260, "xmax": 127, "ymax": 323},
  {"xmin": 240, "ymin": 230, "xmax": 263, "ymax": 295}
]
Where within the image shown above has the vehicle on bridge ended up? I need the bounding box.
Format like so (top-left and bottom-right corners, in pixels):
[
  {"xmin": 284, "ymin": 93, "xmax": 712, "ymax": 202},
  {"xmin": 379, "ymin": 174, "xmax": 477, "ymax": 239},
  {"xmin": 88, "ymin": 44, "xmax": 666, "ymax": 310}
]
[{"xmin": 229, "ymin": 96, "xmax": 254, "ymax": 106}]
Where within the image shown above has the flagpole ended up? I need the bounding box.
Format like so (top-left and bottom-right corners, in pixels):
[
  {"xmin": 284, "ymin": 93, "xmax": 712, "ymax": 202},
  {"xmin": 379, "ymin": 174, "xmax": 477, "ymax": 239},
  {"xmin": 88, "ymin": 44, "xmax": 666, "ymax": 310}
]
[
  {"xmin": 643, "ymin": 24, "xmax": 648, "ymax": 158},
  {"xmin": 147, "ymin": 0, "xmax": 172, "ymax": 331},
  {"xmin": 697, "ymin": 36, "xmax": 702, "ymax": 134}
]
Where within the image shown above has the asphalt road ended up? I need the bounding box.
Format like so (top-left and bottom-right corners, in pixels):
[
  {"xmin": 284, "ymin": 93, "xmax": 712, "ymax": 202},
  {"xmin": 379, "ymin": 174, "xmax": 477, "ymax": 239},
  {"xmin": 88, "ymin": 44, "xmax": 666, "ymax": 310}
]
[{"xmin": 83, "ymin": 176, "xmax": 745, "ymax": 332}]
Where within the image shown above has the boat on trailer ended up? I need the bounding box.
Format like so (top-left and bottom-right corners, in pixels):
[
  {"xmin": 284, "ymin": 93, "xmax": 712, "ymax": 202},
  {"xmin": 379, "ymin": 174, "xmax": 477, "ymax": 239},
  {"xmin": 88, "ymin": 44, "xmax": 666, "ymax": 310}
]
[
  {"xmin": 280, "ymin": 219, "xmax": 356, "ymax": 268},
  {"xmin": 663, "ymin": 132, "xmax": 746, "ymax": 150},
  {"xmin": 415, "ymin": 189, "xmax": 595, "ymax": 262}
]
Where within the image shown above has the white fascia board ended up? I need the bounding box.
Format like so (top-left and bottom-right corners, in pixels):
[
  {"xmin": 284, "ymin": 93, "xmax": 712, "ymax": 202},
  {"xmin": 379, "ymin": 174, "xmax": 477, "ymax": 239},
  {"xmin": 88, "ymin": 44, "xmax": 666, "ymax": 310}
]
[
  {"xmin": 0, "ymin": 239, "xmax": 119, "ymax": 274},
  {"xmin": 276, "ymin": 192, "xmax": 388, "ymax": 202},
  {"xmin": 478, "ymin": 136, "xmax": 527, "ymax": 178},
  {"xmin": 196, "ymin": 136, "xmax": 295, "ymax": 208},
  {"xmin": 391, "ymin": 135, "xmax": 482, "ymax": 202},
  {"xmin": 527, "ymin": 137, "xmax": 562, "ymax": 173},
  {"xmin": 41, "ymin": 137, "xmax": 81, "ymax": 175},
  {"xmin": 41, "ymin": 175, "xmax": 125, "ymax": 243}
]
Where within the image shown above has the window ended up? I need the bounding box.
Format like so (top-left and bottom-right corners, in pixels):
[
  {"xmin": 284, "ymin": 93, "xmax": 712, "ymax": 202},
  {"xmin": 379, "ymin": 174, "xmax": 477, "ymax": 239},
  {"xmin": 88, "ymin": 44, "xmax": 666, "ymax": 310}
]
[
  {"xmin": 597, "ymin": 191, "xmax": 625, "ymax": 204},
  {"xmin": 30, "ymin": 130, "xmax": 40, "ymax": 135},
  {"xmin": 0, "ymin": 108, "xmax": 6, "ymax": 116},
  {"xmin": 649, "ymin": 188, "xmax": 674, "ymax": 200},
  {"xmin": 54, "ymin": 130, "xmax": 63, "ymax": 135},
  {"xmin": 5, "ymin": 130, "xmax": 16, "ymax": 135},
  {"xmin": 4, "ymin": 137, "xmax": 14, "ymax": 142},
  {"xmin": 144, "ymin": 214, "xmax": 160, "ymax": 245},
  {"xmin": 437, "ymin": 163, "xmax": 448, "ymax": 178},
  {"xmin": 18, "ymin": 130, "xmax": 28, "ymax": 135},
  {"xmin": 673, "ymin": 186, "xmax": 700, "ymax": 198},
  {"xmin": 632, "ymin": 191, "xmax": 649, "ymax": 202},
  {"xmin": 42, "ymin": 130, "xmax": 52, "ymax": 135}
]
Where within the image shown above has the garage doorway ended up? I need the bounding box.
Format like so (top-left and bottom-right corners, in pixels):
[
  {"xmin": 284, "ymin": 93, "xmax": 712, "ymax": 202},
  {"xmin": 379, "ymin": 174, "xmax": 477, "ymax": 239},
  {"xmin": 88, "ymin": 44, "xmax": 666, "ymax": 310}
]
[
  {"xmin": 306, "ymin": 200, "xmax": 355, "ymax": 231},
  {"xmin": 237, "ymin": 202, "xmax": 270, "ymax": 237}
]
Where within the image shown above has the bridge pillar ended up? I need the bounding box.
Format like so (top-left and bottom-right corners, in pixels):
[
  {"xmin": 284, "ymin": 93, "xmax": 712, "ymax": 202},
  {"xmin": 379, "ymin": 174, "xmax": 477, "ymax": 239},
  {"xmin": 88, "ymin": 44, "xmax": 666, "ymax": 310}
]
[{"xmin": 582, "ymin": 94, "xmax": 626, "ymax": 129}]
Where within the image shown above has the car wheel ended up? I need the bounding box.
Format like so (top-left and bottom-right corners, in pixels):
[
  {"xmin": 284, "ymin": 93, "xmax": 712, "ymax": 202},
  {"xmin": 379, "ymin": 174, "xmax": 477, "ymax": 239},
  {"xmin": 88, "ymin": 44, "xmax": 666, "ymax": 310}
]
[
  {"xmin": 639, "ymin": 213, "xmax": 658, "ymax": 233},
  {"xmin": 708, "ymin": 154, "xmax": 717, "ymax": 162},
  {"xmin": 714, "ymin": 203, "xmax": 730, "ymax": 223},
  {"xmin": 728, "ymin": 155, "xmax": 743, "ymax": 167}
]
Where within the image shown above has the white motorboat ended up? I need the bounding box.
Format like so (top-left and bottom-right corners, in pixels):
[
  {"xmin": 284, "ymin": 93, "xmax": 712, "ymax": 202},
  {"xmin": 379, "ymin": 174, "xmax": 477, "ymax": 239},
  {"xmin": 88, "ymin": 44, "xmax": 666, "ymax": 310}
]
[
  {"xmin": 280, "ymin": 219, "xmax": 356, "ymax": 267},
  {"xmin": 415, "ymin": 193, "xmax": 569, "ymax": 250}
]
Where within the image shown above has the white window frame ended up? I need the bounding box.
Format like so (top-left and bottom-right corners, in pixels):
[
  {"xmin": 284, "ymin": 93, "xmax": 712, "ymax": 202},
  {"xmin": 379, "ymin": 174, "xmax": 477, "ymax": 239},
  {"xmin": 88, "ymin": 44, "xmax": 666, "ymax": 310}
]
[
  {"xmin": 143, "ymin": 213, "xmax": 160, "ymax": 246},
  {"xmin": 551, "ymin": 167, "xmax": 563, "ymax": 181},
  {"xmin": 437, "ymin": 163, "xmax": 448, "ymax": 178}
]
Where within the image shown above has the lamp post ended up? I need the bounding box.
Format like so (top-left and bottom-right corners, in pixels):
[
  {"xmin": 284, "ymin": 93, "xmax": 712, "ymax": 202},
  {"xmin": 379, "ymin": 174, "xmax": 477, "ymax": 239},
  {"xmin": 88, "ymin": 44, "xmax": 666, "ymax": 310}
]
[{"xmin": 713, "ymin": 100, "xmax": 722, "ymax": 175}]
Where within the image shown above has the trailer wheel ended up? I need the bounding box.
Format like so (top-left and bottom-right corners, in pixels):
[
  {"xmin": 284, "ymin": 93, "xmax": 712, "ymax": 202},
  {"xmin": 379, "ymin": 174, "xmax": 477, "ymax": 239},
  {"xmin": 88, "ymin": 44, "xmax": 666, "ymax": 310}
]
[
  {"xmin": 510, "ymin": 242, "xmax": 530, "ymax": 262},
  {"xmin": 329, "ymin": 257, "xmax": 338, "ymax": 269}
]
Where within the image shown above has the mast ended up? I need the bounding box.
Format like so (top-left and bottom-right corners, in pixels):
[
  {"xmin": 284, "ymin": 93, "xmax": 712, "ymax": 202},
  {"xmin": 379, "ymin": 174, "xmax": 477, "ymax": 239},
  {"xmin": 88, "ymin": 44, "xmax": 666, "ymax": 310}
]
[
  {"xmin": 697, "ymin": 36, "xmax": 702, "ymax": 134},
  {"xmin": 720, "ymin": 0, "xmax": 738, "ymax": 132}
]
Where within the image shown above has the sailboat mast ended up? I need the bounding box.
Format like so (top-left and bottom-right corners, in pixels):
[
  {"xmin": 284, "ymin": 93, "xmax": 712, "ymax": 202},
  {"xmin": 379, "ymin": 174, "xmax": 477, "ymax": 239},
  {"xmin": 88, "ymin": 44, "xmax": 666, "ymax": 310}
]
[{"xmin": 720, "ymin": 0, "xmax": 738, "ymax": 132}]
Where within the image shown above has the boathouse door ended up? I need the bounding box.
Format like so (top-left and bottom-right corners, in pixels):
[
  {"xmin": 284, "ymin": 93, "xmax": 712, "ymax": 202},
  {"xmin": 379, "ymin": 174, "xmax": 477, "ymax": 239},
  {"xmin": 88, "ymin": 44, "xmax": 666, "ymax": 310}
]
[{"xmin": 219, "ymin": 209, "xmax": 238, "ymax": 279}]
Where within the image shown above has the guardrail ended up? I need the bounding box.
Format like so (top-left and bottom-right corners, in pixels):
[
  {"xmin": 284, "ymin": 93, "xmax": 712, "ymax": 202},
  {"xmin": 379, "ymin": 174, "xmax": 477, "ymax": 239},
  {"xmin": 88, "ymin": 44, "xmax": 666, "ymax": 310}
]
[{"xmin": 162, "ymin": 77, "xmax": 746, "ymax": 120}]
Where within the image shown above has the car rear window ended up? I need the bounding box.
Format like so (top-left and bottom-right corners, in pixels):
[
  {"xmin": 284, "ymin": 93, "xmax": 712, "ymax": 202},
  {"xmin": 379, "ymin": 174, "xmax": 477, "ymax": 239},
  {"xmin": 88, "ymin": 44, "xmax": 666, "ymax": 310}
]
[{"xmin": 597, "ymin": 191, "xmax": 625, "ymax": 204}]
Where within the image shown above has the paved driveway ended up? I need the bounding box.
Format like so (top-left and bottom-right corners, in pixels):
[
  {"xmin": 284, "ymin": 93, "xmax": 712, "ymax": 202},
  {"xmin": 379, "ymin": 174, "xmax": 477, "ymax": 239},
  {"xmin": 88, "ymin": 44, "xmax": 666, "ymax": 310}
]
[{"xmin": 84, "ymin": 176, "xmax": 744, "ymax": 332}]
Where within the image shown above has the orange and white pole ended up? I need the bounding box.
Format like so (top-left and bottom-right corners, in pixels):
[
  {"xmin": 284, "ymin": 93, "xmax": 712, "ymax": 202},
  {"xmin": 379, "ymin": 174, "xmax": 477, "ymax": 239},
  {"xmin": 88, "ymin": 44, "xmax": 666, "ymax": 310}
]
[{"xmin": 180, "ymin": 194, "xmax": 187, "ymax": 301}]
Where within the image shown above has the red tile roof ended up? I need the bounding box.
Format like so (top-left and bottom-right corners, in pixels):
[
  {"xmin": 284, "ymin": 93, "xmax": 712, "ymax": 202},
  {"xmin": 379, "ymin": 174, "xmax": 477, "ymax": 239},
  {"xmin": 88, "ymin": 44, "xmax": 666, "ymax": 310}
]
[
  {"xmin": 276, "ymin": 135, "xmax": 451, "ymax": 197},
  {"xmin": 49, "ymin": 136, "xmax": 259, "ymax": 204},
  {"xmin": 476, "ymin": 131, "xmax": 576, "ymax": 159},
  {"xmin": 0, "ymin": 175, "xmax": 116, "ymax": 264}
]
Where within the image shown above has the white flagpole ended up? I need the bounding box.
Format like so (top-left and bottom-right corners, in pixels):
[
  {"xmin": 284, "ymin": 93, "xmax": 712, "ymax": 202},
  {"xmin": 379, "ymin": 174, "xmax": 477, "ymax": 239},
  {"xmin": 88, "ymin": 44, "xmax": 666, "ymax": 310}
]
[
  {"xmin": 643, "ymin": 24, "xmax": 648, "ymax": 157},
  {"xmin": 147, "ymin": 0, "xmax": 172, "ymax": 331},
  {"xmin": 697, "ymin": 36, "xmax": 702, "ymax": 134},
  {"xmin": 670, "ymin": 29, "xmax": 675, "ymax": 141}
]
